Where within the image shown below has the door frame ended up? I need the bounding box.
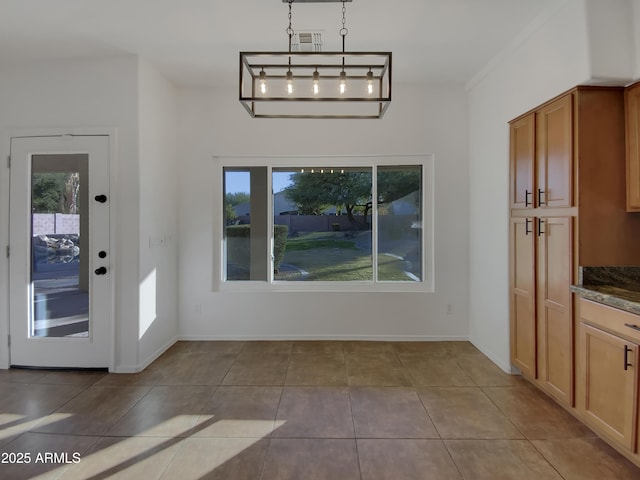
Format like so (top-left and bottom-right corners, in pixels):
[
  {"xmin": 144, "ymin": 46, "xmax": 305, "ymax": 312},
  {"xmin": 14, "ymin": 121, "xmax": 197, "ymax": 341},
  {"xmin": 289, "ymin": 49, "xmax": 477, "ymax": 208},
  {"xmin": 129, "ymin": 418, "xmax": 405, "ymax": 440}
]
[{"xmin": 1, "ymin": 128, "xmax": 117, "ymax": 371}]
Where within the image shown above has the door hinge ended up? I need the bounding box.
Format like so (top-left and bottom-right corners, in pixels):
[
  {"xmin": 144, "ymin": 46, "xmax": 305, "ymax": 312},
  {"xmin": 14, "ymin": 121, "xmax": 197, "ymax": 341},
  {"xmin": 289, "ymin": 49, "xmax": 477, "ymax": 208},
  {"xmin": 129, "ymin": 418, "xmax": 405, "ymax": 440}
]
[
  {"xmin": 7, "ymin": 335, "xmax": 10, "ymax": 347},
  {"xmin": 6, "ymin": 155, "xmax": 10, "ymax": 168},
  {"xmin": 5, "ymin": 245, "xmax": 8, "ymax": 258}
]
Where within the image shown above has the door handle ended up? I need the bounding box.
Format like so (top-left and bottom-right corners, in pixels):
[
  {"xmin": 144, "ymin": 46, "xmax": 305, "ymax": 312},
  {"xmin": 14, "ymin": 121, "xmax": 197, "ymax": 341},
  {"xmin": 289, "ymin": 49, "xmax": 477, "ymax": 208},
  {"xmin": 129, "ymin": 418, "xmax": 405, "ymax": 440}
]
[
  {"xmin": 94, "ymin": 266, "xmax": 107, "ymax": 275},
  {"xmin": 537, "ymin": 218, "xmax": 545, "ymax": 236},
  {"xmin": 538, "ymin": 188, "xmax": 546, "ymax": 206},
  {"xmin": 624, "ymin": 345, "xmax": 633, "ymax": 371},
  {"xmin": 94, "ymin": 194, "xmax": 107, "ymax": 203},
  {"xmin": 525, "ymin": 218, "xmax": 532, "ymax": 236},
  {"xmin": 98, "ymin": 251, "xmax": 107, "ymax": 259},
  {"xmin": 525, "ymin": 189, "xmax": 532, "ymax": 207}
]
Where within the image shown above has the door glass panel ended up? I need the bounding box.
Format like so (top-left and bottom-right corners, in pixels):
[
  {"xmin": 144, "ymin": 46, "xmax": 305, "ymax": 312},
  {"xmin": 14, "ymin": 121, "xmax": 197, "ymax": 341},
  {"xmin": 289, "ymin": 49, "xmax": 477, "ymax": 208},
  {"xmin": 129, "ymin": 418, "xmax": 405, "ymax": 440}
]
[{"xmin": 31, "ymin": 154, "xmax": 89, "ymax": 338}]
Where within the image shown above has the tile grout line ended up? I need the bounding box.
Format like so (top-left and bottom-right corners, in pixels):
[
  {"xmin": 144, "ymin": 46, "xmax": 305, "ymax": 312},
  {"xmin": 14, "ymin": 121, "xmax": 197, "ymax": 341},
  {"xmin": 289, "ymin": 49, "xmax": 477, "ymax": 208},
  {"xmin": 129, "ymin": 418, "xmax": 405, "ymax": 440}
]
[
  {"xmin": 526, "ymin": 439, "xmax": 570, "ymax": 480},
  {"xmin": 478, "ymin": 384, "xmax": 569, "ymax": 479},
  {"xmin": 347, "ymin": 384, "xmax": 364, "ymax": 480},
  {"xmin": 258, "ymin": 348, "xmax": 294, "ymax": 480}
]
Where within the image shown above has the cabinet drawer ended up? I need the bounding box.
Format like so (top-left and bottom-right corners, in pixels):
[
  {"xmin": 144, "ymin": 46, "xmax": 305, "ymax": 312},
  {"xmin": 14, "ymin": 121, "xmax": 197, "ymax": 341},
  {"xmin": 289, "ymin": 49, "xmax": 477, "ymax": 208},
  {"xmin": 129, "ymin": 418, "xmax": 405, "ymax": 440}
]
[{"xmin": 579, "ymin": 298, "xmax": 640, "ymax": 344}]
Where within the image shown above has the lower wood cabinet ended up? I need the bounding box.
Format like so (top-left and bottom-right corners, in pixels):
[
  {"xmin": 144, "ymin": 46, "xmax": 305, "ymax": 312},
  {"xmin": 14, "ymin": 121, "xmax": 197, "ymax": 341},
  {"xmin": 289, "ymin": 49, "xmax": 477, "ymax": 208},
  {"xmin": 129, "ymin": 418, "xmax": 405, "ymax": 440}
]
[
  {"xmin": 510, "ymin": 215, "xmax": 573, "ymax": 405},
  {"xmin": 577, "ymin": 298, "xmax": 640, "ymax": 454},
  {"xmin": 578, "ymin": 323, "xmax": 638, "ymax": 451},
  {"xmin": 509, "ymin": 217, "xmax": 535, "ymax": 377},
  {"xmin": 536, "ymin": 216, "xmax": 573, "ymax": 406}
]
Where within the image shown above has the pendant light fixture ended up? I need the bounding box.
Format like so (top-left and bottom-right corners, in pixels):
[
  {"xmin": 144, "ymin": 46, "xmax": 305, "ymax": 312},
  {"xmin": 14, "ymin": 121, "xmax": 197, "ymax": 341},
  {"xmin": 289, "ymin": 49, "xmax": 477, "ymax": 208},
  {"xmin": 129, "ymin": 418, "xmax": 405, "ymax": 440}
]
[{"xmin": 239, "ymin": 0, "xmax": 392, "ymax": 119}]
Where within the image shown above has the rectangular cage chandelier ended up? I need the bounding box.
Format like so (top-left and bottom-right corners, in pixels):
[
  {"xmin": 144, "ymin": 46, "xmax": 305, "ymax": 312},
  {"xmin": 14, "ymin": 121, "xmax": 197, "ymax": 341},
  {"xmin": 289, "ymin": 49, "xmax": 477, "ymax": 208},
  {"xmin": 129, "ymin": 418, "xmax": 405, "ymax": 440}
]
[{"xmin": 239, "ymin": 0, "xmax": 392, "ymax": 119}]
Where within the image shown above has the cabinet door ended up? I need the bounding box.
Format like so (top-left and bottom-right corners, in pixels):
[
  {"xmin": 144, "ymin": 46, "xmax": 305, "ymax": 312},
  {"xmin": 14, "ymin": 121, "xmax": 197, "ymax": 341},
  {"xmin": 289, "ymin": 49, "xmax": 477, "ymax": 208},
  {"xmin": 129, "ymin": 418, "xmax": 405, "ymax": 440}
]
[
  {"xmin": 578, "ymin": 323, "xmax": 638, "ymax": 451},
  {"xmin": 510, "ymin": 114, "xmax": 535, "ymax": 209},
  {"xmin": 536, "ymin": 94, "xmax": 573, "ymax": 208},
  {"xmin": 536, "ymin": 216, "xmax": 573, "ymax": 405},
  {"xmin": 510, "ymin": 217, "xmax": 536, "ymax": 377},
  {"xmin": 625, "ymin": 83, "xmax": 640, "ymax": 212}
]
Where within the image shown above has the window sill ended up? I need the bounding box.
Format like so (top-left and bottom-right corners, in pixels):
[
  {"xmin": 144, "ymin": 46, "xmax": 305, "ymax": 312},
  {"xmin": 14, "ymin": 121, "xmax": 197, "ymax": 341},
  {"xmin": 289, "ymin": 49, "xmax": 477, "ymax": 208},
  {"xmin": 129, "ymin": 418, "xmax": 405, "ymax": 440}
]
[{"xmin": 215, "ymin": 280, "xmax": 434, "ymax": 294}]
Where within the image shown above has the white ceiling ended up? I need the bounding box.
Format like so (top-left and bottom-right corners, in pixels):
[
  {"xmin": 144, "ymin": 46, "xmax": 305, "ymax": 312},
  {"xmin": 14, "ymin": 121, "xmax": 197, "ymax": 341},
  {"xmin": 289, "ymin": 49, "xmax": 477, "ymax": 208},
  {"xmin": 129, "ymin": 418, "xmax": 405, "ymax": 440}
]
[{"xmin": 0, "ymin": 0, "xmax": 556, "ymax": 87}]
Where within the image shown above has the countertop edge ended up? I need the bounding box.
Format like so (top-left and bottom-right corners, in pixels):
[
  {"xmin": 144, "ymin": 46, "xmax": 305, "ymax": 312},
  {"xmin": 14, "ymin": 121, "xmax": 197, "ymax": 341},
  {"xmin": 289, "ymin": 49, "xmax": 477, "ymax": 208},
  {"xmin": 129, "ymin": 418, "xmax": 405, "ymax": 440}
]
[{"xmin": 570, "ymin": 285, "xmax": 640, "ymax": 316}]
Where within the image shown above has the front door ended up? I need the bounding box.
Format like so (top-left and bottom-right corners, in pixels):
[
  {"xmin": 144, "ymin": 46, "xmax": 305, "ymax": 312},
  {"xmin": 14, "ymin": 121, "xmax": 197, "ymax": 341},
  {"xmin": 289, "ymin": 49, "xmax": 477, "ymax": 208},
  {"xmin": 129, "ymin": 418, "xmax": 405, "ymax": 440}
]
[{"xmin": 9, "ymin": 135, "xmax": 111, "ymax": 368}]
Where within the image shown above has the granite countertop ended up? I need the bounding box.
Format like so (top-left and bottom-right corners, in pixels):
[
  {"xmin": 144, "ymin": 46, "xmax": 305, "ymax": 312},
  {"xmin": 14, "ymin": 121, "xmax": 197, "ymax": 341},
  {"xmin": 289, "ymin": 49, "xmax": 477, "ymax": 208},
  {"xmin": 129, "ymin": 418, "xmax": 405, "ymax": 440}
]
[{"xmin": 570, "ymin": 267, "xmax": 640, "ymax": 316}]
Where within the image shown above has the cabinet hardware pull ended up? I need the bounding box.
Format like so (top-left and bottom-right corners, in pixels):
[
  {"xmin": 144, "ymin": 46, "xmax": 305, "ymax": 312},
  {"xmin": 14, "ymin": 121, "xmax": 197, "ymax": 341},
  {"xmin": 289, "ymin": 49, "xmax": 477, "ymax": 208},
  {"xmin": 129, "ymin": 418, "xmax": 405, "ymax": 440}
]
[
  {"xmin": 625, "ymin": 323, "xmax": 640, "ymax": 332},
  {"xmin": 624, "ymin": 345, "xmax": 633, "ymax": 371},
  {"xmin": 525, "ymin": 218, "xmax": 532, "ymax": 235},
  {"xmin": 525, "ymin": 190, "xmax": 532, "ymax": 207},
  {"xmin": 537, "ymin": 218, "xmax": 545, "ymax": 236},
  {"xmin": 538, "ymin": 188, "xmax": 546, "ymax": 206}
]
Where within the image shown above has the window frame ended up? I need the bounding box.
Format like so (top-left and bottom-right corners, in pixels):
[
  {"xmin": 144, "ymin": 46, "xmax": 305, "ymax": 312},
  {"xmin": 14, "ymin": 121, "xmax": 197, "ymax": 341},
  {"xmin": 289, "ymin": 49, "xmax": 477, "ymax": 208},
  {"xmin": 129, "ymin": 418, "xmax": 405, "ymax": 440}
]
[{"xmin": 214, "ymin": 154, "xmax": 434, "ymax": 293}]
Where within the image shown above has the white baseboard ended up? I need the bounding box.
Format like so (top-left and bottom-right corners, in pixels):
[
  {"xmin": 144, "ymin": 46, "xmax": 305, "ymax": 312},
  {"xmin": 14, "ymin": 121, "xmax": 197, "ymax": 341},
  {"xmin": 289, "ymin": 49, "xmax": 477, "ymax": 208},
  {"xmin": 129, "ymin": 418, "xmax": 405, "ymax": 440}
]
[
  {"xmin": 178, "ymin": 334, "xmax": 470, "ymax": 342},
  {"xmin": 469, "ymin": 341, "xmax": 518, "ymax": 374},
  {"xmin": 111, "ymin": 336, "xmax": 178, "ymax": 373}
]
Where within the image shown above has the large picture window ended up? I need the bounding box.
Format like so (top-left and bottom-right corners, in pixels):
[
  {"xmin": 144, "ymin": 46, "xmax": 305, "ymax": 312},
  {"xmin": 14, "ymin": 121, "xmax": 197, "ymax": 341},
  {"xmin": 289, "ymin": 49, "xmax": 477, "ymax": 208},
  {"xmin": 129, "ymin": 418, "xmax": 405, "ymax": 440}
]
[{"xmin": 218, "ymin": 156, "xmax": 433, "ymax": 292}]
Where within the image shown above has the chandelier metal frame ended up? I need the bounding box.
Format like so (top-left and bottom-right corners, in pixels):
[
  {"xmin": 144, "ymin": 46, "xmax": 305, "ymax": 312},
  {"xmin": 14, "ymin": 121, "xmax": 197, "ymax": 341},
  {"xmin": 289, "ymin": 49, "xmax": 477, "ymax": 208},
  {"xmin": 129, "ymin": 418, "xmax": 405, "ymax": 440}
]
[{"xmin": 239, "ymin": 0, "xmax": 392, "ymax": 119}]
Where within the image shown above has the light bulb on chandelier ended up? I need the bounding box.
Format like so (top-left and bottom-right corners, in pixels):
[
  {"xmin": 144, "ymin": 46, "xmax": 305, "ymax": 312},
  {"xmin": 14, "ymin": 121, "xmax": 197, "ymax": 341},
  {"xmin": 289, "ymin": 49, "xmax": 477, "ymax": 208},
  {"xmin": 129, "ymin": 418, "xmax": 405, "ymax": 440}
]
[
  {"xmin": 366, "ymin": 69, "xmax": 374, "ymax": 95},
  {"xmin": 286, "ymin": 70, "xmax": 294, "ymax": 95},
  {"xmin": 259, "ymin": 69, "xmax": 267, "ymax": 94}
]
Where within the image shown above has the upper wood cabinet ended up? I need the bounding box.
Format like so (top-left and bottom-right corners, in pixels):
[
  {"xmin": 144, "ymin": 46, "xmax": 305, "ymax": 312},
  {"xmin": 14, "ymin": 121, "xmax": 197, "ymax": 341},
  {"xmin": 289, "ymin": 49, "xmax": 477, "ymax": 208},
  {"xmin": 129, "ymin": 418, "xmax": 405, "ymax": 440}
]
[
  {"xmin": 536, "ymin": 95, "xmax": 573, "ymax": 209},
  {"xmin": 510, "ymin": 114, "xmax": 535, "ymax": 209},
  {"xmin": 625, "ymin": 82, "xmax": 640, "ymax": 212},
  {"xmin": 510, "ymin": 94, "xmax": 573, "ymax": 210}
]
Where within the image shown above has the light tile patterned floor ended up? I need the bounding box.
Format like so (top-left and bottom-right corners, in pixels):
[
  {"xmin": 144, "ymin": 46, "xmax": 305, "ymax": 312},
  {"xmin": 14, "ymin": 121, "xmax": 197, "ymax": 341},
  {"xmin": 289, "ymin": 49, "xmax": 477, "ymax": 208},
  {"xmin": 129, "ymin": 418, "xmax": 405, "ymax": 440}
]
[{"xmin": 0, "ymin": 341, "xmax": 639, "ymax": 479}]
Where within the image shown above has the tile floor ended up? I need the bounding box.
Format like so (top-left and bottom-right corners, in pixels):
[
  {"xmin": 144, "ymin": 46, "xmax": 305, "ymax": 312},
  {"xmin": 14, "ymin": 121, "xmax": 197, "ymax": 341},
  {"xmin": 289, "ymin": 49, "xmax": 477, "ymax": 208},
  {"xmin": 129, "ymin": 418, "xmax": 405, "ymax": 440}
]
[{"xmin": 1, "ymin": 340, "xmax": 639, "ymax": 479}]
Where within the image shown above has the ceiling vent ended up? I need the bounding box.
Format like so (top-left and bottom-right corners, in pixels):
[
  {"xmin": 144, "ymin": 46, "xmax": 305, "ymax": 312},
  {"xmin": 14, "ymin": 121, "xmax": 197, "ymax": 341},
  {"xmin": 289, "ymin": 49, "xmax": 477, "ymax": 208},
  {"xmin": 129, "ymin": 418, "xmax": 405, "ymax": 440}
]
[{"xmin": 291, "ymin": 32, "xmax": 323, "ymax": 52}]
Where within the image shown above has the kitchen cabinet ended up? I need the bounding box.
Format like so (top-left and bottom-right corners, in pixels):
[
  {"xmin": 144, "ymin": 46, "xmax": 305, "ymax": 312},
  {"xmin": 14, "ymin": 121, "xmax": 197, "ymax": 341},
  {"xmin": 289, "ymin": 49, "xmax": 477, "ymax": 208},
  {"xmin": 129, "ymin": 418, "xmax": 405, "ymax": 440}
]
[
  {"xmin": 509, "ymin": 95, "xmax": 572, "ymax": 210},
  {"xmin": 510, "ymin": 85, "xmax": 640, "ymax": 468},
  {"xmin": 535, "ymin": 94, "xmax": 573, "ymax": 208},
  {"xmin": 625, "ymin": 82, "xmax": 640, "ymax": 212},
  {"xmin": 577, "ymin": 298, "xmax": 639, "ymax": 452},
  {"xmin": 510, "ymin": 214, "xmax": 572, "ymax": 404},
  {"xmin": 509, "ymin": 114, "xmax": 535, "ymax": 209},
  {"xmin": 509, "ymin": 86, "xmax": 640, "ymax": 407},
  {"xmin": 536, "ymin": 216, "xmax": 573, "ymax": 405},
  {"xmin": 509, "ymin": 216, "xmax": 535, "ymax": 377}
]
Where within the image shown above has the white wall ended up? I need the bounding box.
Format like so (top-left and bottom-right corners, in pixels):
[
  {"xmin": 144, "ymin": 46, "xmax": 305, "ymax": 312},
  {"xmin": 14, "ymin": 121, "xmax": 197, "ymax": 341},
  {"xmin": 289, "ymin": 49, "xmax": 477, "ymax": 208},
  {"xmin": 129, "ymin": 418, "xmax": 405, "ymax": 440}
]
[
  {"xmin": 137, "ymin": 60, "xmax": 179, "ymax": 367},
  {"xmin": 467, "ymin": 0, "xmax": 637, "ymax": 372},
  {"xmin": 177, "ymin": 83, "xmax": 470, "ymax": 340},
  {"xmin": 633, "ymin": 0, "xmax": 640, "ymax": 78},
  {"xmin": 0, "ymin": 56, "xmax": 140, "ymax": 370},
  {"xmin": 585, "ymin": 0, "xmax": 635, "ymax": 83}
]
